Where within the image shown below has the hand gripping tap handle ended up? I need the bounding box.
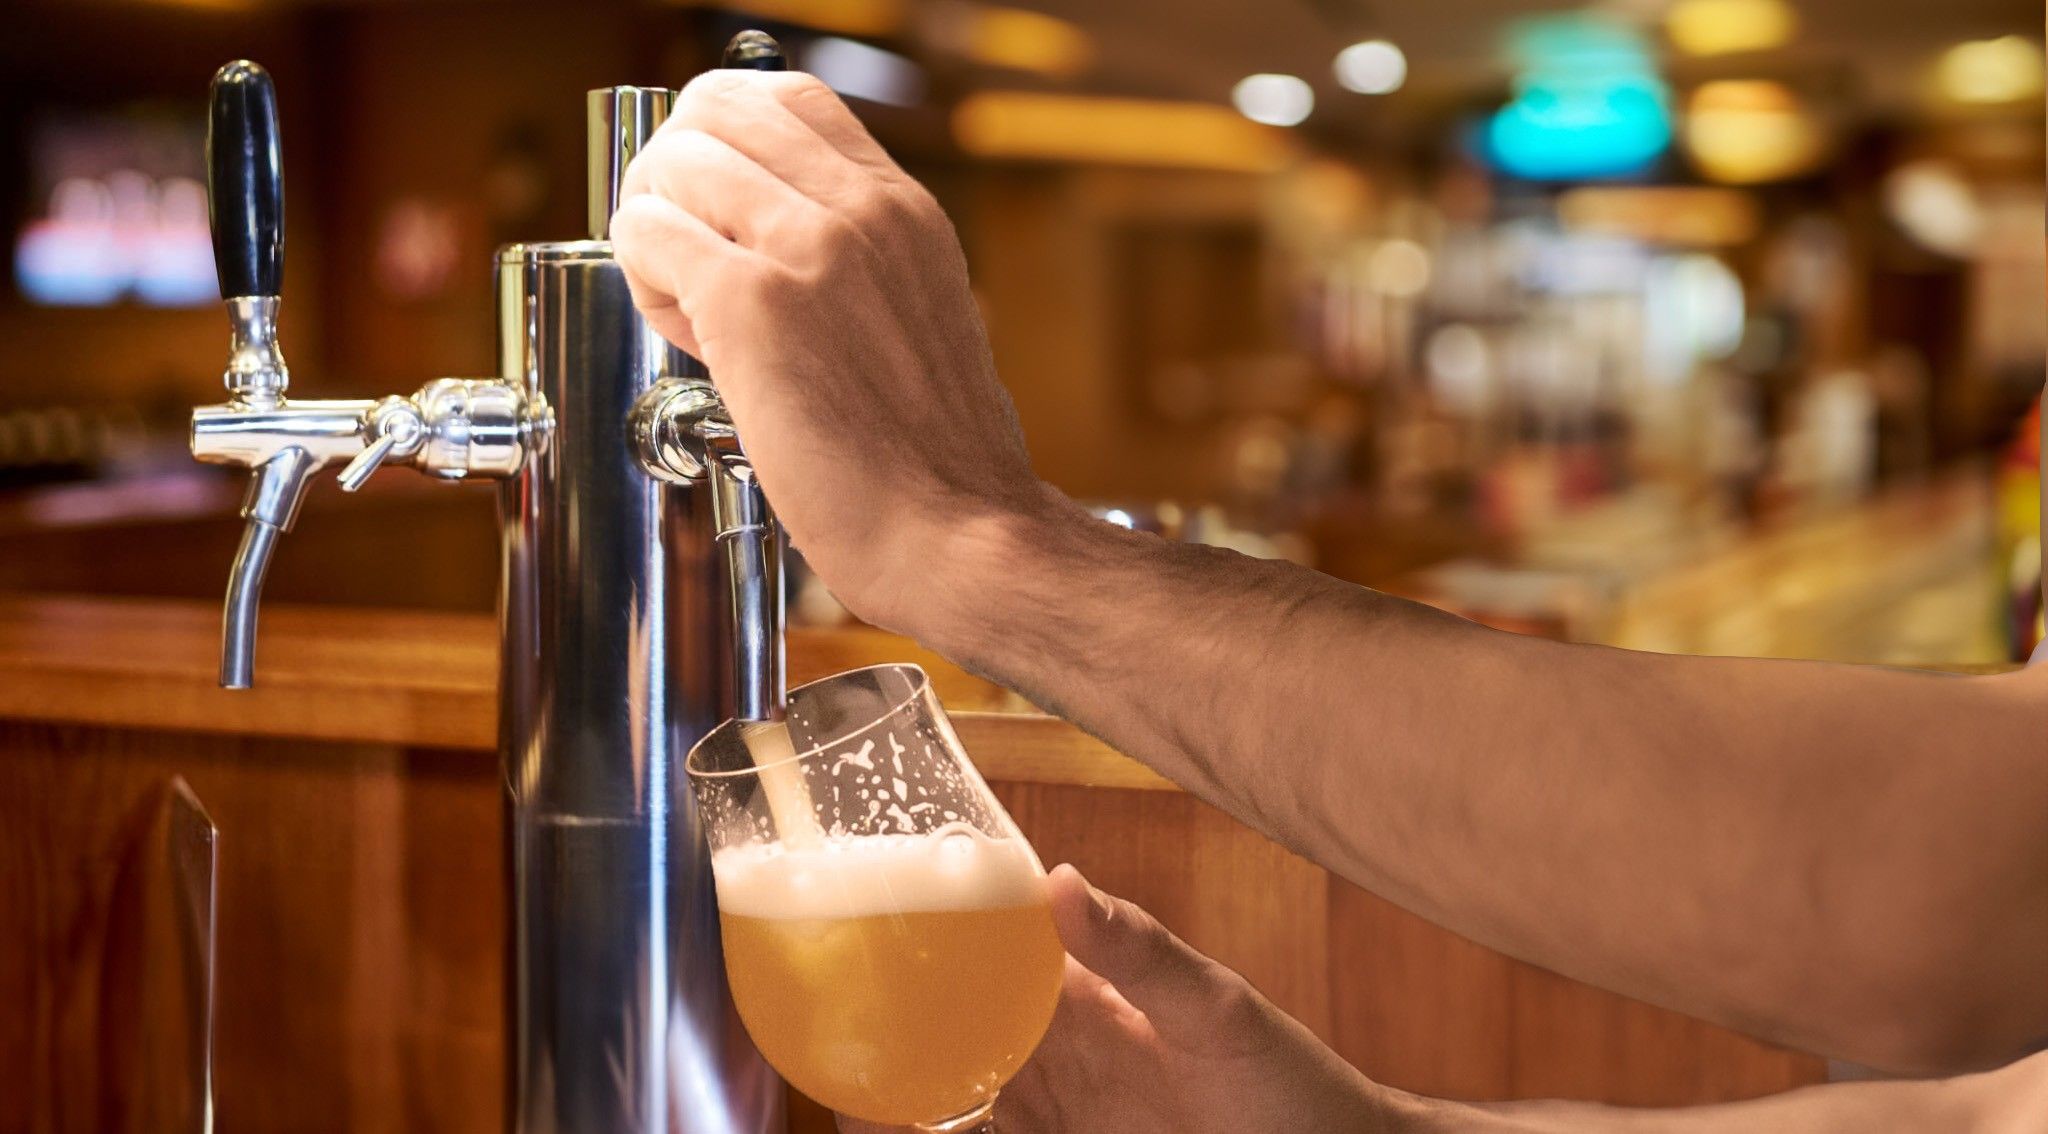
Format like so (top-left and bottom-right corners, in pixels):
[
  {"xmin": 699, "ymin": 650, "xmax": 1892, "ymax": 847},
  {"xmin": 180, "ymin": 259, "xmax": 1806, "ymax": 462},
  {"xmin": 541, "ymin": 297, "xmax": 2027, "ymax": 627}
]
[{"xmin": 710, "ymin": 29, "xmax": 790, "ymax": 727}]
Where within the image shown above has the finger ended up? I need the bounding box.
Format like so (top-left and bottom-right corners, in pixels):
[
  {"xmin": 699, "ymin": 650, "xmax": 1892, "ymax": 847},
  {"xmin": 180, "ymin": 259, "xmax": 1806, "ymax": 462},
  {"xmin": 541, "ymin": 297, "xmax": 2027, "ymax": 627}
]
[
  {"xmin": 1061, "ymin": 951, "xmax": 1151, "ymax": 1037},
  {"xmin": 669, "ymin": 72, "xmax": 872, "ymax": 201},
  {"xmin": 673, "ymin": 70, "xmax": 898, "ymax": 193},
  {"xmin": 621, "ymin": 127, "xmax": 829, "ymax": 255},
  {"xmin": 609, "ymin": 192, "xmax": 741, "ymax": 357},
  {"xmin": 1046, "ymin": 865, "xmax": 1231, "ymax": 1031}
]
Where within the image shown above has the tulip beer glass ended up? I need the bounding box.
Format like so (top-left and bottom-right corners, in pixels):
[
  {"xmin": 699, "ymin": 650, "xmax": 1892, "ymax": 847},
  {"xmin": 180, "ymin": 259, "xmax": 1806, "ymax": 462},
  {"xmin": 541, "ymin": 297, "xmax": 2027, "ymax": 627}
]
[{"xmin": 688, "ymin": 664, "xmax": 1064, "ymax": 1131}]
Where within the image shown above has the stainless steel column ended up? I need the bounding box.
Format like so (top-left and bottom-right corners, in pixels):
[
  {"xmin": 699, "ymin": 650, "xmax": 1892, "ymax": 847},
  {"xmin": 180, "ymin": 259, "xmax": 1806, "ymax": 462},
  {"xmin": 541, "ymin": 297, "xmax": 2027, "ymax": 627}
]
[{"xmin": 497, "ymin": 85, "xmax": 782, "ymax": 1134}]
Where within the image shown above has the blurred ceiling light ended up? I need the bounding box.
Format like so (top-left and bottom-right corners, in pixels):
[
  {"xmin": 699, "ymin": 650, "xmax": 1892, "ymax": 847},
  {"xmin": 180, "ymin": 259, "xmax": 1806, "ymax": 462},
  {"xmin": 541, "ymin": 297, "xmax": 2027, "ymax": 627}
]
[
  {"xmin": 1935, "ymin": 36, "xmax": 2046, "ymax": 105},
  {"xmin": 1488, "ymin": 86, "xmax": 1670, "ymax": 180},
  {"xmin": 1488, "ymin": 13, "xmax": 1671, "ymax": 180},
  {"xmin": 1505, "ymin": 12, "xmax": 1657, "ymax": 81},
  {"xmin": 1425, "ymin": 324, "xmax": 1493, "ymax": 412},
  {"xmin": 1664, "ymin": 0, "xmax": 1797, "ymax": 57},
  {"xmin": 805, "ymin": 36, "xmax": 927, "ymax": 106},
  {"xmin": 953, "ymin": 92, "xmax": 1293, "ymax": 172},
  {"xmin": 1882, "ymin": 160, "xmax": 1983, "ymax": 257},
  {"xmin": 1684, "ymin": 80, "xmax": 1826, "ymax": 184},
  {"xmin": 667, "ymin": 0, "xmax": 904, "ymax": 37},
  {"xmin": 1642, "ymin": 253, "xmax": 1745, "ymax": 386},
  {"xmin": 1232, "ymin": 74, "xmax": 1314, "ymax": 127},
  {"xmin": 1672, "ymin": 255, "xmax": 1746, "ymax": 360},
  {"xmin": 1335, "ymin": 40, "xmax": 1406, "ymax": 95},
  {"xmin": 952, "ymin": 4, "xmax": 1094, "ymax": 78},
  {"xmin": 1557, "ymin": 185, "xmax": 1759, "ymax": 246},
  {"xmin": 1366, "ymin": 239, "xmax": 1432, "ymax": 298}
]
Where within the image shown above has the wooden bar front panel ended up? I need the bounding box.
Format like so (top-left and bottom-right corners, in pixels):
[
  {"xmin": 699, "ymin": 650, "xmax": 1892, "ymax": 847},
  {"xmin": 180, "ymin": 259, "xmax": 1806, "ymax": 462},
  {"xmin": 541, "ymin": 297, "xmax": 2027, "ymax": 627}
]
[{"xmin": 1, "ymin": 715, "xmax": 1823, "ymax": 1133}]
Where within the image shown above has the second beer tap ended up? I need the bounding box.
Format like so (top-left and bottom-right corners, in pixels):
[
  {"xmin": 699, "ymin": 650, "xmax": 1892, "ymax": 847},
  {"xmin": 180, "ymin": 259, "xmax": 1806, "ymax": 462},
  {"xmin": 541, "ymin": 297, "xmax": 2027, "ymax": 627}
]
[{"xmin": 190, "ymin": 60, "xmax": 540, "ymax": 687}]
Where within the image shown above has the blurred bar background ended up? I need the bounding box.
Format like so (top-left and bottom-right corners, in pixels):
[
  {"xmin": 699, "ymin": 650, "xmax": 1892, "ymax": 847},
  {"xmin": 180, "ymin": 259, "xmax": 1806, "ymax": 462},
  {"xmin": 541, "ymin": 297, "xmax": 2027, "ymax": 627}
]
[{"xmin": 0, "ymin": 0, "xmax": 2041, "ymax": 663}]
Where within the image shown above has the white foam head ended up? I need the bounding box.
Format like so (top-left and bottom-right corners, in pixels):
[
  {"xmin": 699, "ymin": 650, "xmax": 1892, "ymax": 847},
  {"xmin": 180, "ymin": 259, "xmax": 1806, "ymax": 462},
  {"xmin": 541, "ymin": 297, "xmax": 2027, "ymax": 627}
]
[{"xmin": 712, "ymin": 822, "xmax": 1046, "ymax": 920}]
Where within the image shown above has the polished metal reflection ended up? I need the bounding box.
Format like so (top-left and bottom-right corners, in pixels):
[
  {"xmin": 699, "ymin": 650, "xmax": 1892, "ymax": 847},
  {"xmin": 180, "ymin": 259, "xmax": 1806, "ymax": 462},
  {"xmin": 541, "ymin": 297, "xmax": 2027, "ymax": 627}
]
[
  {"xmin": 222, "ymin": 294, "xmax": 286, "ymax": 403},
  {"xmin": 192, "ymin": 399, "xmax": 374, "ymax": 467},
  {"xmin": 629, "ymin": 377, "xmax": 788, "ymax": 724},
  {"xmin": 220, "ymin": 513, "xmax": 279, "ymax": 690},
  {"xmin": 708, "ymin": 452, "xmax": 783, "ymax": 725},
  {"xmin": 589, "ymin": 86, "xmax": 676, "ymax": 240},
  {"xmin": 217, "ymin": 446, "xmax": 317, "ymax": 687},
  {"xmin": 196, "ymin": 381, "xmax": 534, "ymax": 687},
  {"xmin": 499, "ymin": 238, "xmax": 781, "ymax": 1134},
  {"xmin": 194, "ymin": 62, "xmax": 786, "ymax": 1132},
  {"xmin": 168, "ymin": 778, "xmax": 218, "ymax": 1134}
]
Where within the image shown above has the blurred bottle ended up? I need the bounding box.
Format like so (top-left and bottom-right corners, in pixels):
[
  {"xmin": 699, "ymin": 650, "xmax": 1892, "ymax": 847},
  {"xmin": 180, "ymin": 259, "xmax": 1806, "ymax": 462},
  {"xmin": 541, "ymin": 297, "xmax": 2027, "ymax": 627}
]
[
  {"xmin": 1776, "ymin": 363, "xmax": 1878, "ymax": 514},
  {"xmin": 1997, "ymin": 397, "xmax": 2041, "ymax": 660}
]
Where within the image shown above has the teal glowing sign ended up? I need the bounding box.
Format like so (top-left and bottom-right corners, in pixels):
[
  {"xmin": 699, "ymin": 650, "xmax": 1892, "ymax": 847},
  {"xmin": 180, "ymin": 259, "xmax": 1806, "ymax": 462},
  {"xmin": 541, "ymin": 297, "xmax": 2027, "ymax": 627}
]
[{"xmin": 1486, "ymin": 14, "xmax": 1672, "ymax": 181}]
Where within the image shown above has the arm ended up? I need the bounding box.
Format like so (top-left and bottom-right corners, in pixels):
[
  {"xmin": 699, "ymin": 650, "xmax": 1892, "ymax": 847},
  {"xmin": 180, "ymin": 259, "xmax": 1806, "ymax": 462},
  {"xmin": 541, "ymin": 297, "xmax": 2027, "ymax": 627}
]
[
  {"xmin": 612, "ymin": 71, "xmax": 2048, "ymax": 1074},
  {"xmin": 935, "ymin": 505, "xmax": 2048, "ymax": 1073},
  {"xmin": 887, "ymin": 868, "xmax": 2048, "ymax": 1134},
  {"xmin": 1441, "ymin": 1066, "xmax": 2048, "ymax": 1134}
]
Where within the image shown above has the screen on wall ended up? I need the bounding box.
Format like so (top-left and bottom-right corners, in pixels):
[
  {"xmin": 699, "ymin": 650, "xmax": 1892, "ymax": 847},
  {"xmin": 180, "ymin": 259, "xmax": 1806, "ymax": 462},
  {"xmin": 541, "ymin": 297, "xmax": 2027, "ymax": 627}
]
[{"xmin": 12, "ymin": 108, "xmax": 215, "ymax": 307}]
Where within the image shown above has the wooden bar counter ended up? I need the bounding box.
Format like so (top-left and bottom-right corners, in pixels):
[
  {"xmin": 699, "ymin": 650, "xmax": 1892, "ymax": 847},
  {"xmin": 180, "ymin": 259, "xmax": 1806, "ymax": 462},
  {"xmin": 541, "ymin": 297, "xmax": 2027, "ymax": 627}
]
[{"xmin": 0, "ymin": 594, "xmax": 1825, "ymax": 1132}]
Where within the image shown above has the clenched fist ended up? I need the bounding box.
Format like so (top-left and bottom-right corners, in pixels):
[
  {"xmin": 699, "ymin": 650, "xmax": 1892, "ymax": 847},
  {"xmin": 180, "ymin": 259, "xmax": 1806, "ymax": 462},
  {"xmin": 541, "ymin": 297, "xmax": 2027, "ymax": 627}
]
[{"xmin": 612, "ymin": 70, "xmax": 1058, "ymax": 639}]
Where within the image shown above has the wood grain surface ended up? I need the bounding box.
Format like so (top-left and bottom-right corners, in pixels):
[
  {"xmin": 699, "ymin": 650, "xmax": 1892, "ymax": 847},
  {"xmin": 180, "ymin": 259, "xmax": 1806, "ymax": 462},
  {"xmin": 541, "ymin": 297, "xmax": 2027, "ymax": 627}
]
[{"xmin": 0, "ymin": 594, "xmax": 1162, "ymax": 788}]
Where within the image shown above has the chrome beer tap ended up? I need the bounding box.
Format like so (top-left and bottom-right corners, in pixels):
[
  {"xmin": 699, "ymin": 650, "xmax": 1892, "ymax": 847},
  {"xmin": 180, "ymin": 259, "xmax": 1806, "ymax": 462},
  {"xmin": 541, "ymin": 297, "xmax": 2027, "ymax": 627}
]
[
  {"xmin": 633, "ymin": 375, "xmax": 788, "ymax": 725},
  {"xmin": 189, "ymin": 37, "xmax": 791, "ymax": 1134},
  {"xmin": 191, "ymin": 61, "xmax": 535, "ymax": 688},
  {"xmin": 634, "ymin": 28, "xmax": 792, "ymax": 729}
]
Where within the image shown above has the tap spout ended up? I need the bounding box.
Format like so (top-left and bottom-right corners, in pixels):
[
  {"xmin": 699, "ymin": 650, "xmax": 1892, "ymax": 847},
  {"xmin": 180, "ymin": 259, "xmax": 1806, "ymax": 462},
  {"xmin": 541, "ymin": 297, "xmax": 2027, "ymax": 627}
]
[
  {"xmin": 629, "ymin": 378, "xmax": 788, "ymax": 722},
  {"xmin": 218, "ymin": 446, "xmax": 318, "ymax": 689},
  {"xmin": 221, "ymin": 519, "xmax": 278, "ymax": 689},
  {"xmin": 710, "ymin": 454, "xmax": 785, "ymax": 723}
]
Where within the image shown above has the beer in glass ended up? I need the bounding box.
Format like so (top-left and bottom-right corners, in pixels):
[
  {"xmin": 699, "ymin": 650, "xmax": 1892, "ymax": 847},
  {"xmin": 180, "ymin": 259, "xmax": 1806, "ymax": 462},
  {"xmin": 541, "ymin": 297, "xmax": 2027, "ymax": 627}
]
[{"xmin": 690, "ymin": 664, "xmax": 1064, "ymax": 1132}]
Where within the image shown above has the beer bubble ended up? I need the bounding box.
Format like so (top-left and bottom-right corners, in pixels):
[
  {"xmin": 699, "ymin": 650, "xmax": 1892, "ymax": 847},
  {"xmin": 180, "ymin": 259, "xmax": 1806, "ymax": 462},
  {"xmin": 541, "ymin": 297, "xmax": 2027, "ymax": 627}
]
[{"xmin": 712, "ymin": 823, "xmax": 1044, "ymax": 920}]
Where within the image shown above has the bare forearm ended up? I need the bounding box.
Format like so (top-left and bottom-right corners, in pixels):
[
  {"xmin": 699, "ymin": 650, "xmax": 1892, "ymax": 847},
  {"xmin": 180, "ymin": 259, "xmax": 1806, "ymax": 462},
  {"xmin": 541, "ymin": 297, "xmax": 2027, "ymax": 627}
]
[
  {"xmin": 925, "ymin": 499, "xmax": 2048, "ymax": 1072},
  {"xmin": 1409, "ymin": 1052, "xmax": 2048, "ymax": 1133}
]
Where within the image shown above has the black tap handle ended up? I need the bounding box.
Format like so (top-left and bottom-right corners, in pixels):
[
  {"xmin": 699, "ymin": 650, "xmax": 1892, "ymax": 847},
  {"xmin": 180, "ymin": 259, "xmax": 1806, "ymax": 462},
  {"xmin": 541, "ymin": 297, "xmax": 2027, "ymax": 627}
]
[
  {"xmin": 722, "ymin": 30, "xmax": 787, "ymax": 71},
  {"xmin": 207, "ymin": 60, "xmax": 283, "ymax": 301}
]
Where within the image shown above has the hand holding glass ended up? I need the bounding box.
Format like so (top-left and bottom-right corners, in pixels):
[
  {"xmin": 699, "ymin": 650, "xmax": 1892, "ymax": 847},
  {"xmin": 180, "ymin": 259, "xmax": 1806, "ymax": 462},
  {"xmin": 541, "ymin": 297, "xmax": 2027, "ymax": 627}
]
[{"xmin": 689, "ymin": 664, "xmax": 1064, "ymax": 1131}]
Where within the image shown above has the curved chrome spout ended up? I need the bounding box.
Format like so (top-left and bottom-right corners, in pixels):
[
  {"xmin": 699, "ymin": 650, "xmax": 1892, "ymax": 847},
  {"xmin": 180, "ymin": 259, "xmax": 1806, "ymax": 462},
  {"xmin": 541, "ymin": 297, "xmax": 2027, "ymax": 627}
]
[
  {"xmin": 219, "ymin": 445, "xmax": 317, "ymax": 688},
  {"xmin": 710, "ymin": 455, "xmax": 785, "ymax": 723},
  {"xmin": 631, "ymin": 379, "xmax": 788, "ymax": 723},
  {"xmin": 220, "ymin": 520, "xmax": 278, "ymax": 689}
]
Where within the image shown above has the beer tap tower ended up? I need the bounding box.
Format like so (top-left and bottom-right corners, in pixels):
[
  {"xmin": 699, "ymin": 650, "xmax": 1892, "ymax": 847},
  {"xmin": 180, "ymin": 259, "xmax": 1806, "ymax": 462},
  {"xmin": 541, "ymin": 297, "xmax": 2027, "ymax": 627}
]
[{"xmin": 190, "ymin": 35, "xmax": 791, "ymax": 1134}]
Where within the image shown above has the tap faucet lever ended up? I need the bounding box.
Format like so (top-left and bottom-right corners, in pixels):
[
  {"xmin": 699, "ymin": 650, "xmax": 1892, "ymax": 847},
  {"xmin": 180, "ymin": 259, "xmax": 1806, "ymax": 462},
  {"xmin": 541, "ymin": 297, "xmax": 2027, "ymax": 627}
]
[
  {"xmin": 721, "ymin": 29, "xmax": 788, "ymax": 71},
  {"xmin": 194, "ymin": 62, "xmax": 533, "ymax": 687},
  {"xmin": 208, "ymin": 60, "xmax": 287, "ymax": 403},
  {"xmin": 204, "ymin": 58, "xmax": 298, "ymax": 688},
  {"xmin": 631, "ymin": 377, "xmax": 787, "ymax": 723}
]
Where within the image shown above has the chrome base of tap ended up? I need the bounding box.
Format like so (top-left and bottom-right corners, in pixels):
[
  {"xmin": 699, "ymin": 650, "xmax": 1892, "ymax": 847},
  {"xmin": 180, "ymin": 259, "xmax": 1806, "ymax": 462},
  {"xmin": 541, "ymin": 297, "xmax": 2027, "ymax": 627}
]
[{"xmin": 499, "ymin": 239, "xmax": 783, "ymax": 1134}]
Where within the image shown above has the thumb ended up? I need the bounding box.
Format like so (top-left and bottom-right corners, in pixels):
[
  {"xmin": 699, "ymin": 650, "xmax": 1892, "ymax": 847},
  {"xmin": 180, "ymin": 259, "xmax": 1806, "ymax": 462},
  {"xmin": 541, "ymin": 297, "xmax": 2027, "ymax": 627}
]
[{"xmin": 1045, "ymin": 864, "xmax": 1231, "ymax": 1029}]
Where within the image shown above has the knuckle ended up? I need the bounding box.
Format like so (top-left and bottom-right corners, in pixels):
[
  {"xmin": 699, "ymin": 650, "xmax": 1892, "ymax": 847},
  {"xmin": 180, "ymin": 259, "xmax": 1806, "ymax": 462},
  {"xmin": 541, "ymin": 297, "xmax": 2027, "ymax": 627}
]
[
  {"xmin": 630, "ymin": 130, "xmax": 694, "ymax": 180},
  {"xmin": 815, "ymin": 207, "xmax": 868, "ymax": 255},
  {"xmin": 1206, "ymin": 974, "xmax": 1268, "ymax": 1042},
  {"xmin": 679, "ymin": 69, "xmax": 753, "ymax": 109},
  {"xmin": 738, "ymin": 259, "xmax": 800, "ymax": 305},
  {"xmin": 665, "ymin": 128, "xmax": 729, "ymax": 166},
  {"xmin": 766, "ymin": 71, "xmax": 834, "ymax": 107},
  {"xmin": 841, "ymin": 183, "xmax": 896, "ymax": 228},
  {"xmin": 1117, "ymin": 903, "xmax": 1172, "ymax": 958}
]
